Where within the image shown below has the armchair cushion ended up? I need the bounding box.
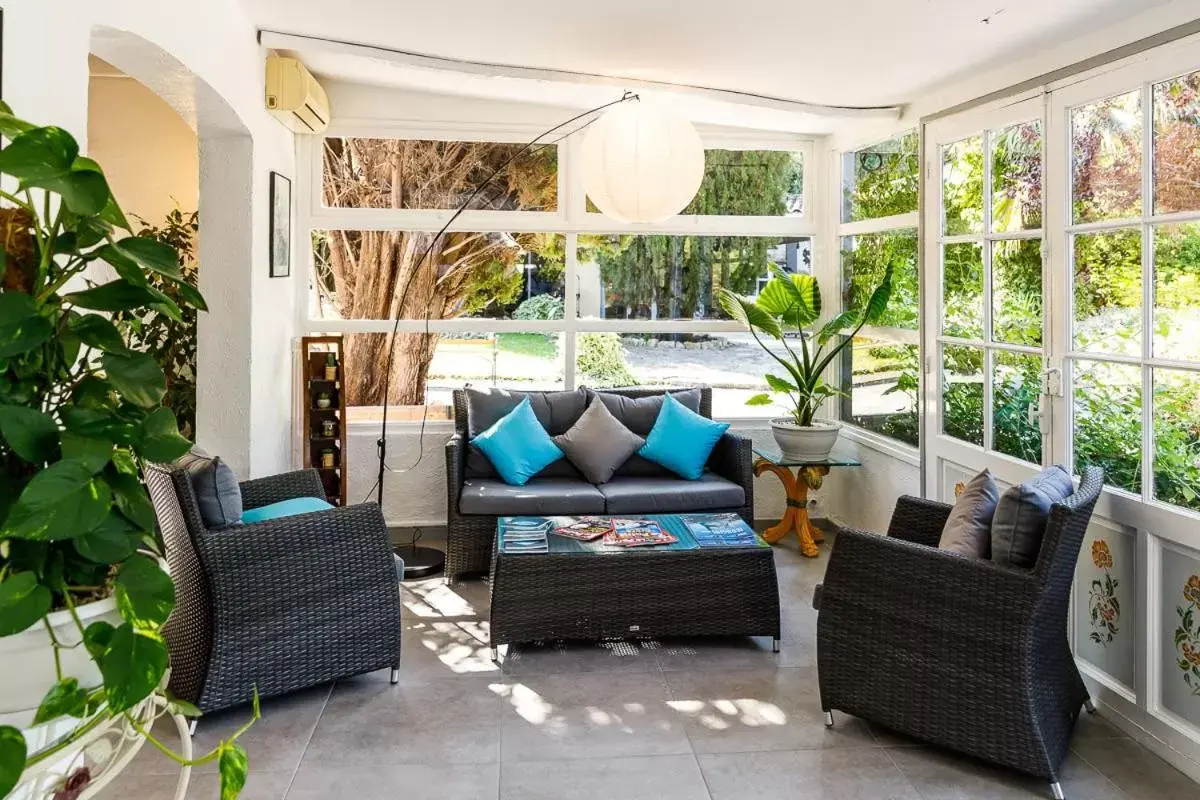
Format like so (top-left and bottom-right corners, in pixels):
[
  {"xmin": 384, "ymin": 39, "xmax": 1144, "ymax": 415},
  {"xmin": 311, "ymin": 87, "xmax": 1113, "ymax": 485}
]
[
  {"xmin": 938, "ymin": 468, "xmax": 999, "ymax": 557},
  {"xmin": 991, "ymin": 465, "xmax": 1074, "ymax": 569},
  {"xmin": 190, "ymin": 457, "xmax": 242, "ymax": 528},
  {"xmin": 241, "ymin": 496, "xmax": 333, "ymax": 524}
]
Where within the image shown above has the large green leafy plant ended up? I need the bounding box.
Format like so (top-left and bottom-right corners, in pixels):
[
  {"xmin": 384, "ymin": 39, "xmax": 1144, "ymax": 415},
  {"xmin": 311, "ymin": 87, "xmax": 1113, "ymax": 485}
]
[
  {"xmin": 717, "ymin": 266, "xmax": 893, "ymax": 426},
  {"xmin": 0, "ymin": 103, "xmax": 254, "ymax": 798}
]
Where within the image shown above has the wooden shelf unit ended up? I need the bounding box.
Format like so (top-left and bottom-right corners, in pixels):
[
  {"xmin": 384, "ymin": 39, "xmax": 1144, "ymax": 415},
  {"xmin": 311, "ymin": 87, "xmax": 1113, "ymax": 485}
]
[{"xmin": 300, "ymin": 335, "xmax": 347, "ymax": 506}]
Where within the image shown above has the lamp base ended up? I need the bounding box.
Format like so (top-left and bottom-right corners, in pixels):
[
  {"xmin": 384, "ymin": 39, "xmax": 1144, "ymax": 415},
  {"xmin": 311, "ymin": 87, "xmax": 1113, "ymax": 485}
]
[{"xmin": 395, "ymin": 544, "xmax": 445, "ymax": 580}]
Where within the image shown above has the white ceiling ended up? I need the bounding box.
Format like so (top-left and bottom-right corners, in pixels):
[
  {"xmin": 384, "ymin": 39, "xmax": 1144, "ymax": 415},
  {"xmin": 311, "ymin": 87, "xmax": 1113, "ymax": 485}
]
[{"xmin": 245, "ymin": 0, "xmax": 1172, "ymax": 109}]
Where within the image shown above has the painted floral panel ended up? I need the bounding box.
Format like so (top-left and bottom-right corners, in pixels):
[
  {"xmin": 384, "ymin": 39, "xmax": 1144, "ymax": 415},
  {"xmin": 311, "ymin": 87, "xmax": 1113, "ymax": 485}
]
[
  {"xmin": 1074, "ymin": 524, "xmax": 1135, "ymax": 690},
  {"xmin": 1162, "ymin": 547, "xmax": 1200, "ymax": 729}
]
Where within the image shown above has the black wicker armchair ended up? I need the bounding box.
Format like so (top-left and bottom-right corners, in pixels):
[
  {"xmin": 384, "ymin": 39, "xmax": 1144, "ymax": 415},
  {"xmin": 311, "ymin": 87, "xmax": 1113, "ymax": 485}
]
[
  {"xmin": 145, "ymin": 463, "xmax": 403, "ymax": 714},
  {"xmin": 444, "ymin": 386, "xmax": 755, "ymax": 582},
  {"xmin": 816, "ymin": 467, "xmax": 1104, "ymax": 799}
]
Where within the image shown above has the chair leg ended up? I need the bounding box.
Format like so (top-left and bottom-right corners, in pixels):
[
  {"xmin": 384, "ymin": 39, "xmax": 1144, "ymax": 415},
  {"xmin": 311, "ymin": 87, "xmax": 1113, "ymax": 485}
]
[
  {"xmin": 823, "ymin": 711, "xmax": 835, "ymax": 728},
  {"xmin": 390, "ymin": 665, "xmax": 400, "ymax": 684},
  {"xmin": 188, "ymin": 718, "xmax": 198, "ymax": 736},
  {"xmin": 1049, "ymin": 781, "xmax": 1066, "ymax": 800},
  {"xmin": 1083, "ymin": 697, "xmax": 1097, "ymax": 714}
]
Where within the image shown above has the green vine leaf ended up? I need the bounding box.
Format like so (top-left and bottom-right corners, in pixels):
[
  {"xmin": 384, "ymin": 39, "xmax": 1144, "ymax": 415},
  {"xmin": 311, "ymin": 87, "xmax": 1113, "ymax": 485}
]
[
  {"xmin": 69, "ymin": 314, "xmax": 130, "ymax": 354},
  {"xmin": 137, "ymin": 408, "xmax": 192, "ymax": 463},
  {"xmin": 0, "ymin": 404, "xmax": 59, "ymax": 463},
  {"xmin": 102, "ymin": 351, "xmax": 167, "ymax": 409},
  {"xmin": 0, "ymin": 572, "xmax": 53, "ymax": 636},
  {"xmin": 99, "ymin": 623, "xmax": 168, "ymax": 713},
  {"xmin": 73, "ymin": 512, "xmax": 141, "ymax": 564},
  {"xmin": 1, "ymin": 459, "xmax": 111, "ymax": 541},
  {"xmin": 0, "ymin": 292, "xmax": 54, "ymax": 359},
  {"xmin": 33, "ymin": 678, "xmax": 90, "ymax": 725},
  {"xmin": 219, "ymin": 743, "xmax": 249, "ymax": 800},
  {"xmin": 0, "ymin": 726, "xmax": 27, "ymax": 798},
  {"xmin": 115, "ymin": 554, "xmax": 175, "ymax": 630}
]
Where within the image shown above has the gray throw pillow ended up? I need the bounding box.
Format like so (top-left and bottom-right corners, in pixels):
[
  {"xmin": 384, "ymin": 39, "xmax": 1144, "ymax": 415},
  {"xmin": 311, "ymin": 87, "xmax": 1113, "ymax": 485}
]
[
  {"xmin": 938, "ymin": 469, "xmax": 999, "ymax": 558},
  {"xmin": 554, "ymin": 400, "xmax": 645, "ymax": 484},
  {"xmin": 991, "ymin": 465, "xmax": 1074, "ymax": 569},
  {"xmin": 190, "ymin": 456, "xmax": 243, "ymax": 528}
]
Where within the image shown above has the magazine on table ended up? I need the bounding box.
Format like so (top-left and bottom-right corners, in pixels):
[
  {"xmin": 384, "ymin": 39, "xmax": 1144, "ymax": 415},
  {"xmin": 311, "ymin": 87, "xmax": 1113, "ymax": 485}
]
[
  {"xmin": 553, "ymin": 516, "xmax": 613, "ymax": 541},
  {"xmin": 503, "ymin": 517, "xmax": 552, "ymax": 553},
  {"xmin": 604, "ymin": 518, "xmax": 677, "ymax": 547},
  {"xmin": 680, "ymin": 513, "xmax": 760, "ymax": 548}
]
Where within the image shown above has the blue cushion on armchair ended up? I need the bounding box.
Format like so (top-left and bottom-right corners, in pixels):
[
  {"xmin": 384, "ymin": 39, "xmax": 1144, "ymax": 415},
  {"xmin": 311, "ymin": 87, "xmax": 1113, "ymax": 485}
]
[{"xmin": 241, "ymin": 497, "xmax": 333, "ymax": 524}]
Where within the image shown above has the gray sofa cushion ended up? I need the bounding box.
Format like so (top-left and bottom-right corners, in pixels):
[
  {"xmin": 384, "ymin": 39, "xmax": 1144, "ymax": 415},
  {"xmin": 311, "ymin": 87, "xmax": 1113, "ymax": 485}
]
[
  {"xmin": 587, "ymin": 388, "xmax": 703, "ymax": 477},
  {"xmin": 991, "ymin": 465, "xmax": 1074, "ymax": 569},
  {"xmin": 190, "ymin": 456, "xmax": 243, "ymax": 528},
  {"xmin": 465, "ymin": 387, "xmax": 588, "ymax": 479},
  {"xmin": 458, "ymin": 478, "xmax": 606, "ymax": 516},
  {"xmin": 939, "ymin": 468, "xmax": 999, "ymax": 558},
  {"xmin": 598, "ymin": 474, "xmax": 746, "ymax": 515},
  {"xmin": 554, "ymin": 400, "xmax": 645, "ymax": 484}
]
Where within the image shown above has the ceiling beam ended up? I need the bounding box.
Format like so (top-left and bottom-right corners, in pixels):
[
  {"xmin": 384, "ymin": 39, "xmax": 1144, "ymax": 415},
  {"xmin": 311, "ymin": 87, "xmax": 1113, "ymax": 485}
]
[{"xmin": 258, "ymin": 29, "xmax": 902, "ymax": 120}]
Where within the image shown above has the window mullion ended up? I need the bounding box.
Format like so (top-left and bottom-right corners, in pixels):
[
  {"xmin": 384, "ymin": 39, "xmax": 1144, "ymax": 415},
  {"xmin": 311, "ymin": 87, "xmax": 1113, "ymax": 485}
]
[{"xmin": 1140, "ymin": 80, "xmax": 1156, "ymax": 503}]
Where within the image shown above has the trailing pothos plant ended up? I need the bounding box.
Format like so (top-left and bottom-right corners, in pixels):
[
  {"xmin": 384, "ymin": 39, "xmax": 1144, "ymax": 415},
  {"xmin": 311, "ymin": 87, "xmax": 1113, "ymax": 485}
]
[
  {"xmin": 717, "ymin": 264, "xmax": 894, "ymax": 425},
  {"xmin": 0, "ymin": 103, "xmax": 255, "ymax": 798}
]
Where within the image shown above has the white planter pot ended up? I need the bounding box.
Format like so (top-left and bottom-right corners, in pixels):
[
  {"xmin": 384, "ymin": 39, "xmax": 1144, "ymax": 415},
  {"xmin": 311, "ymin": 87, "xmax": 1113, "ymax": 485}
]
[
  {"xmin": 0, "ymin": 596, "xmax": 122, "ymax": 731},
  {"xmin": 770, "ymin": 418, "xmax": 841, "ymax": 462}
]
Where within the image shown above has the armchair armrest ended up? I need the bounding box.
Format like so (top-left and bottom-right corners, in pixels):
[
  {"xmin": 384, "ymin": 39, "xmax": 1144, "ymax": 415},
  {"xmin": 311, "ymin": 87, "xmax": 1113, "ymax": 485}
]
[
  {"xmin": 886, "ymin": 495, "xmax": 953, "ymax": 548},
  {"xmin": 707, "ymin": 430, "xmax": 753, "ymax": 514},
  {"xmin": 196, "ymin": 503, "xmax": 400, "ymax": 618},
  {"xmin": 822, "ymin": 528, "xmax": 1037, "ymax": 636},
  {"xmin": 239, "ymin": 469, "xmax": 326, "ymax": 510}
]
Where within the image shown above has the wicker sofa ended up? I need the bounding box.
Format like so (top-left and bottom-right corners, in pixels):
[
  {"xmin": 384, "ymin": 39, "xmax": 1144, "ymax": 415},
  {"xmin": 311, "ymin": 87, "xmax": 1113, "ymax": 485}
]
[
  {"xmin": 815, "ymin": 466, "xmax": 1104, "ymax": 798},
  {"xmin": 145, "ymin": 460, "xmax": 403, "ymax": 713},
  {"xmin": 444, "ymin": 386, "xmax": 754, "ymax": 582}
]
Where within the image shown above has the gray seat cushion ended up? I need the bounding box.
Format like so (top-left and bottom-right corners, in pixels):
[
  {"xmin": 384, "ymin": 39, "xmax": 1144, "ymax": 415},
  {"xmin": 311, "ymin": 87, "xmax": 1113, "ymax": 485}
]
[
  {"xmin": 587, "ymin": 388, "xmax": 703, "ymax": 478},
  {"xmin": 189, "ymin": 456, "xmax": 243, "ymax": 528},
  {"xmin": 597, "ymin": 474, "xmax": 746, "ymax": 515},
  {"xmin": 458, "ymin": 478, "xmax": 606, "ymax": 516},
  {"xmin": 991, "ymin": 465, "xmax": 1074, "ymax": 569},
  {"xmin": 464, "ymin": 387, "xmax": 588, "ymax": 479}
]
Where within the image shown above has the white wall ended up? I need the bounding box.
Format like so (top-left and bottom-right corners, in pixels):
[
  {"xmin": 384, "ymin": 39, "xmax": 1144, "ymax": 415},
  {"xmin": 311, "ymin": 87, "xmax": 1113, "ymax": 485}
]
[{"xmin": 1, "ymin": 0, "xmax": 297, "ymax": 479}]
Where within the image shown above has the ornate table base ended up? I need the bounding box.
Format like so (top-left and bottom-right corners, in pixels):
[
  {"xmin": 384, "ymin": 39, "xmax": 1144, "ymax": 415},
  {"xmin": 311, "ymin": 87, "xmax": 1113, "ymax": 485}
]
[{"xmin": 754, "ymin": 460, "xmax": 830, "ymax": 558}]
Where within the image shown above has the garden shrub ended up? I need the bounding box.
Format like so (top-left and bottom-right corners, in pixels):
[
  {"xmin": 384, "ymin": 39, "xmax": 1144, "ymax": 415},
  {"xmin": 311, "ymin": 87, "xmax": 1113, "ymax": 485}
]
[
  {"xmin": 513, "ymin": 293, "xmax": 564, "ymax": 321},
  {"xmin": 577, "ymin": 333, "xmax": 637, "ymax": 388}
]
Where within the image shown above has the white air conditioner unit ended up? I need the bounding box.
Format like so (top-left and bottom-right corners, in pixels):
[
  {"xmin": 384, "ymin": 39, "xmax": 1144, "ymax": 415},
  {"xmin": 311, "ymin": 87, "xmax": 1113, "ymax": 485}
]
[{"xmin": 265, "ymin": 56, "xmax": 329, "ymax": 134}]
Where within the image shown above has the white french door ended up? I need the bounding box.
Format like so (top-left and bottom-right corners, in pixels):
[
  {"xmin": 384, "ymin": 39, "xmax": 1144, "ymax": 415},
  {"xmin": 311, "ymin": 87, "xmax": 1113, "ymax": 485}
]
[
  {"xmin": 923, "ymin": 95, "xmax": 1051, "ymax": 500},
  {"xmin": 922, "ymin": 36, "xmax": 1200, "ymax": 776}
]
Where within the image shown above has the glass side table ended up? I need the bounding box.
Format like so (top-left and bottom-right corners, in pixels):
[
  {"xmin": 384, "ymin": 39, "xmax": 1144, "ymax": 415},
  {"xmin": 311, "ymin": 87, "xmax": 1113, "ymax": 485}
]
[{"xmin": 752, "ymin": 446, "xmax": 861, "ymax": 558}]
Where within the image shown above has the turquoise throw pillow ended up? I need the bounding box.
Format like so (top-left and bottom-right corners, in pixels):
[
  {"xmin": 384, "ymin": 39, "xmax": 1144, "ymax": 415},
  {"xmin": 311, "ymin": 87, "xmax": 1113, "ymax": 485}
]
[
  {"xmin": 638, "ymin": 393, "xmax": 730, "ymax": 480},
  {"xmin": 242, "ymin": 496, "xmax": 333, "ymax": 524},
  {"xmin": 471, "ymin": 397, "xmax": 564, "ymax": 486}
]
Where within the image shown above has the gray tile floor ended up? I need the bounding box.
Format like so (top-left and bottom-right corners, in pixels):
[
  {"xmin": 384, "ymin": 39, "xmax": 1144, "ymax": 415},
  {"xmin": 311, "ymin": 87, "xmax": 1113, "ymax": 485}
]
[{"xmin": 109, "ymin": 534, "xmax": 1197, "ymax": 799}]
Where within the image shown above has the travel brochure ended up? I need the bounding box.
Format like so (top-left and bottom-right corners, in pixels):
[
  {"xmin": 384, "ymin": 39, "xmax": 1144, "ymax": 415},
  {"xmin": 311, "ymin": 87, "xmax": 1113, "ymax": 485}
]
[
  {"xmin": 553, "ymin": 517, "xmax": 613, "ymax": 541},
  {"xmin": 605, "ymin": 518, "xmax": 677, "ymax": 548},
  {"xmin": 678, "ymin": 513, "xmax": 762, "ymax": 548},
  {"xmin": 502, "ymin": 517, "xmax": 552, "ymax": 553}
]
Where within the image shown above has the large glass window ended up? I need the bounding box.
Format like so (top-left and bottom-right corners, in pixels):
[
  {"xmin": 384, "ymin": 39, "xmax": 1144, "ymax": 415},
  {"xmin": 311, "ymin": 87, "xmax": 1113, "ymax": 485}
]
[
  {"xmin": 838, "ymin": 131, "xmax": 921, "ymax": 446},
  {"xmin": 1067, "ymin": 71, "xmax": 1200, "ymax": 512},
  {"xmin": 937, "ymin": 119, "xmax": 1046, "ymax": 465},
  {"xmin": 306, "ymin": 130, "xmax": 813, "ymax": 418}
]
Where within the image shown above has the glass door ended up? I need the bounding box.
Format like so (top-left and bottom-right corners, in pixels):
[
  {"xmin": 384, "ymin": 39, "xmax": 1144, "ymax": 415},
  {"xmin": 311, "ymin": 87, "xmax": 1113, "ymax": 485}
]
[{"xmin": 923, "ymin": 96, "xmax": 1050, "ymax": 499}]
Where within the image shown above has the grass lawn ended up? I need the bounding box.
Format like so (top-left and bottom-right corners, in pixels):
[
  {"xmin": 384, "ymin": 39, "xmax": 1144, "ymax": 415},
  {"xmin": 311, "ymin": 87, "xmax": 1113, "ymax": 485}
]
[{"xmin": 496, "ymin": 332, "xmax": 558, "ymax": 360}]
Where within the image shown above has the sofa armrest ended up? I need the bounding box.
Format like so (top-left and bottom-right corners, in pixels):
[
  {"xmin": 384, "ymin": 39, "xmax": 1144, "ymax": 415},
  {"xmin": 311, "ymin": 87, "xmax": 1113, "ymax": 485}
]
[
  {"xmin": 446, "ymin": 434, "xmax": 466, "ymax": 519},
  {"xmin": 707, "ymin": 431, "xmax": 753, "ymax": 508},
  {"xmin": 238, "ymin": 469, "xmax": 326, "ymax": 510},
  {"xmin": 886, "ymin": 495, "xmax": 953, "ymax": 548}
]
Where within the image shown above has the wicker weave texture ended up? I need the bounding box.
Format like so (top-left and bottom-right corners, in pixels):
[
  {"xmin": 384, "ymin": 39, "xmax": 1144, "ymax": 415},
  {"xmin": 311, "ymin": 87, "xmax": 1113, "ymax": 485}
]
[
  {"xmin": 490, "ymin": 542, "xmax": 780, "ymax": 646},
  {"xmin": 445, "ymin": 386, "xmax": 755, "ymax": 582},
  {"xmin": 147, "ymin": 464, "xmax": 403, "ymax": 713},
  {"xmin": 816, "ymin": 467, "xmax": 1104, "ymax": 782}
]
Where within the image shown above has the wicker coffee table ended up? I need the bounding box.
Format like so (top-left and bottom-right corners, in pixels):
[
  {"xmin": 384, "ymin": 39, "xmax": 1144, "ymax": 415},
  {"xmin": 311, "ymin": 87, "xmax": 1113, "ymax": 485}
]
[{"xmin": 488, "ymin": 514, "xmax": 781, "ymax": 659}]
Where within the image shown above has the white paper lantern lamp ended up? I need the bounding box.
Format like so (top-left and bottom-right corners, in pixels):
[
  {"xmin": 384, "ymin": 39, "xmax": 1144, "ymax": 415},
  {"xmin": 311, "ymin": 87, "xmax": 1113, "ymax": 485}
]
[{"xmin": 581, "ymin": 101, "xmax": 705, "ymax": 224}]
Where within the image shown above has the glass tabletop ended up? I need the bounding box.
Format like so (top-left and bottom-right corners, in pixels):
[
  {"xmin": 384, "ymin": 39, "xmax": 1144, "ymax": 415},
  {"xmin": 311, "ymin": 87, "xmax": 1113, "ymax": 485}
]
[
  {"xmin": 496, "ymin": 514, "xmax": 769, "ymax": 555},
  {"xmin": 752, "ymin": 445, "xmax": 861, "ymax": 468}
]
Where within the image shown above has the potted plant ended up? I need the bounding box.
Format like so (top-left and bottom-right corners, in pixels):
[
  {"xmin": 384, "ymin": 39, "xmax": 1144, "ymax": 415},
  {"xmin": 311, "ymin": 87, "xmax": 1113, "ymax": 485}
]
[
  {"xmin": 315, "ymin": 391, "xmax": 332, "ymax": 410},
  {"xmin": 323, "ymin": 352, "xmax": 337, "ymax": 381},
  {"xmin": 718, "ymin": 264, "xmax": 894, "ymax": 461},
  {"xmin": 0, "ymin": 103, "xmax": 255, "ymax": 798}
]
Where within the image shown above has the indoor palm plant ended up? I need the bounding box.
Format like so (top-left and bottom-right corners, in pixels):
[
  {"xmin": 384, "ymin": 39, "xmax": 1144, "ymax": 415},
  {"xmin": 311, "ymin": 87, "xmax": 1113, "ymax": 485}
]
[
  {"xmin": 0, "ymin": 102, "xmax": 254, "ymax": 799},
  {"xmin": 718, "ymin": 265, "xmax": 893, "ymax": 461}
]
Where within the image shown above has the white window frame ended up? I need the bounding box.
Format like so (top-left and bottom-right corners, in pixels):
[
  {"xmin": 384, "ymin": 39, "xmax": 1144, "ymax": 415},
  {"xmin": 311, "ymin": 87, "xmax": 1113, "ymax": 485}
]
[
  {"xmin": 294, "ymin": 116, "xmax": 819, "ymax": 422},
  {"xmin": 832, "ymin": 129, "xmax": 921, "ymax": 457}
]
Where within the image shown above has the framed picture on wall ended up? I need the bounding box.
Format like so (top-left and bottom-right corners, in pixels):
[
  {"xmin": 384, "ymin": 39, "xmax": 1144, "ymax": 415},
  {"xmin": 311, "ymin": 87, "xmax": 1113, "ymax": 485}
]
[{"xmin": 269, "ymin": 171, "xmax": 291, "ymax": 278}]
